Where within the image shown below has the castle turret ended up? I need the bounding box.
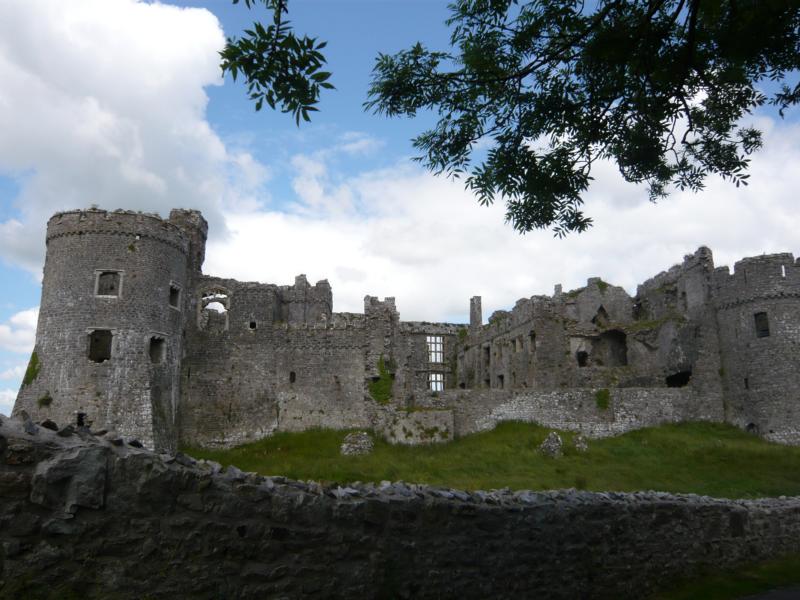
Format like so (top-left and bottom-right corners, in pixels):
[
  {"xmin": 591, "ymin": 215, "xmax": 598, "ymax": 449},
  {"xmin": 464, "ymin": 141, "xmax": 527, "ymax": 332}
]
[
  {"xmin": 13, "ymin": 208, "xmax": 203, "ymax": 451},
  {"xmin": 713, "ymin": 253, "xmax": 800, "ymax": 443}
]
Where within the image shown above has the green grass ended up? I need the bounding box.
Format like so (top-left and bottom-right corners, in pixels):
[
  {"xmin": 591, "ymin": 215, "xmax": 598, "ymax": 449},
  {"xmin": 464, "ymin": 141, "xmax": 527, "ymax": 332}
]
[
  {"xmin": 185, "ymin": 421, "xmax": 800, "ymax": 498},
  {"xmin": 367, "ymin": 355, "xmax": 393, "ymax": 404},
  {"xmin": 651, "ymin": 553, "xmax": 800, "ymax": 599},
  {"xmin": 22, "ymin": 351, "xmax": 40, "ymax": 386}
]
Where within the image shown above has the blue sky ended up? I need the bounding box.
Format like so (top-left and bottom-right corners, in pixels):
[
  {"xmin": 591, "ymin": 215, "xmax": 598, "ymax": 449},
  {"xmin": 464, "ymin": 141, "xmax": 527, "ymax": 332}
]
[{"xmin": 1, "ymin": 0, "xmax": 799, "ymax": 414}]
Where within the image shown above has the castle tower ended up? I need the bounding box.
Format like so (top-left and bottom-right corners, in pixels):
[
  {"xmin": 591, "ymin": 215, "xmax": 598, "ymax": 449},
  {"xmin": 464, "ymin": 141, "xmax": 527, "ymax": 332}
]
[
  {"xmin": 13, "ymin": 208, "xmax": 207, "ymax": 451},
  {"xmin": 713, "ymin": 253, "xmax": 800, "ymax": 443}
]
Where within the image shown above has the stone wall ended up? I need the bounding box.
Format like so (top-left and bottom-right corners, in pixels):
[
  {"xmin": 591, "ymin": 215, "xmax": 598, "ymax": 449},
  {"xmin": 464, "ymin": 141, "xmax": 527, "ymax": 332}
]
[
  {"xmin": 455, "ymin": 388, "xmax": 724, "ymax": 438},
  {"xmin": 3, "ymin": 416, "xmax": 800, "ymax": 600}
]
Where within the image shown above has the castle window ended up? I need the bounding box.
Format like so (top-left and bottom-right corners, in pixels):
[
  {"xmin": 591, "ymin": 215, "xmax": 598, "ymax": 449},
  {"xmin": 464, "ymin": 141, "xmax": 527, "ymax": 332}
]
[
  {"xmin": 249, "ymin": 321, "xmax": 257, "ymax": 330},
  {"xmin": 782, "ymin": 265, "xmax": 787, "ymax": 278},
  {"xmin": 88, "ymin": 330, "xmax": 112, "ymax": 362},
  {"xmin": 529, "ymin": 330, "xmax": 536, "ymax": 351},
  {"xmin": 497, "ymin": 374, "xmax": 504, "ymax": 389},
  {"xmin": 429, "ymin": 372, "xmax": 444, "ymax": 392},
  {"xmin": 95, "ymin": 270, "xmax": 122, "ymax": 297},
  {"xmin": 665, "ymin": 370, "xmax": 692, "ymax": 387},
  {"xmin": 754, "ymin": 312, "xmax": 770, "ymax": 338},
  {"xmin": 149, "ymin": 337, "xmax": 166, "ymax": 364},
  {"xmin": 426, "ymin": 335, "xmax": 444, "ymax": 363},
  {"xmin": 576, "ymin": 350, "xmax": 589, "ymax": 367},
  {"xmin": 169, "ymin": 284, "xmax": 181, "ymax": 309},
  {"xmin": 289, "ymin": 371, "xmax": 296, "ymax": 384}
]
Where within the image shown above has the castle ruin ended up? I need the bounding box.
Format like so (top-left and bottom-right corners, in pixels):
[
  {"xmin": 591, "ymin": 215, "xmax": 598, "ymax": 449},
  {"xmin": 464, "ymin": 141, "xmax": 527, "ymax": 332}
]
[{"xmin": 13, "ymin": 208, "xmax": 800, "ymax": 451}]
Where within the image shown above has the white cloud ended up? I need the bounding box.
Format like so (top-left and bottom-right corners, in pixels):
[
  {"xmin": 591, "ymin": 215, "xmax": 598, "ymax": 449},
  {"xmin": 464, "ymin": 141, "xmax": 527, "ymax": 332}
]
[
  {"xmin": 0, "ymin": 389, "xmax": 15, "ymax": 417},
  {"xmin": 0, "ymin": 364, "xmax": 25, "ymax": 381},
  {"xmin": 0, "ymin": 0, "xmax": 269, "ymax": 276},
  {"xmin": 206, "ymin": 119, "xmax": 800, "ymax": 322},
  {"xmin": 0, "ymin": 308, "xmax": 38, "ymax": 355}
]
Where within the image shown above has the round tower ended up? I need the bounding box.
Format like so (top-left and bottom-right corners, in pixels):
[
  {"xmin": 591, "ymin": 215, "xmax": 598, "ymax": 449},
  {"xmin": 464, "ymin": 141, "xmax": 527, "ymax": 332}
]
[
  {"xmin": 713, "ymin": 253, "xmax": 800, "ymax": 443},
  {"xmin": 13, "ymin": 208, "xmax": 204, "ymax": 451}
]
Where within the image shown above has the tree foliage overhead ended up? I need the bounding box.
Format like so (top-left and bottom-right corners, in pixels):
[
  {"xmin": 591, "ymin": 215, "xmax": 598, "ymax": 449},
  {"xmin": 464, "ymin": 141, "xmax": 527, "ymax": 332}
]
[
  {"xmin": 224, "ymin": 0, "xmax": 800, "ymax": 235},
  {"xmin": 366, "ymin": 0, "xmax": 800, "ymax": 235},
  {"xmin": 220, "ymin": 0, "xmax": 333, "ymax": 124}
]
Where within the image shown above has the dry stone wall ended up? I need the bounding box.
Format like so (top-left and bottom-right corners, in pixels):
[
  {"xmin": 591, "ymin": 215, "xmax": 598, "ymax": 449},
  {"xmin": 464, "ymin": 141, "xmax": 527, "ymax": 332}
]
[{"xmin": 3, "ymin": 416, "xmax": 800, "ymax": 600}]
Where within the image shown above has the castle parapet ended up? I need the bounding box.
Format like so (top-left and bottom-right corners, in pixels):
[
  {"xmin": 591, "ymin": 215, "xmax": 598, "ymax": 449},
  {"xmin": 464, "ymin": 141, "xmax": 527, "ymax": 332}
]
[
  {"xmin": 712, "ymin": 253, "xmax": 800, "ymax": 308},
  {"xmin": 47, "ymin": 208, "xmax": 190, "ymax": 255}
]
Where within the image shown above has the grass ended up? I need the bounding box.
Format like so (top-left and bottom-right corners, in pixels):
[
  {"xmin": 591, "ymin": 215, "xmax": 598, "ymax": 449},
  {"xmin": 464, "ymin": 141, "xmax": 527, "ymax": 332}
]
[
  {"xmin": 651, "ymin": 553, "xmax": 800, "ymax": 600},
  {"xmin": 367, "ymin": 355, "xmax": 393, "ymax": 404},
  {"xmin": 22, "ymin": 351, "xmax": 40, "ymax": 386},
  {"xmin": 595, "ymin": 388, "xmax": 610, "ymax": 410},
  {"xmin": 184, "ymin": 421, "xmax": 800, "ymax": 498}
]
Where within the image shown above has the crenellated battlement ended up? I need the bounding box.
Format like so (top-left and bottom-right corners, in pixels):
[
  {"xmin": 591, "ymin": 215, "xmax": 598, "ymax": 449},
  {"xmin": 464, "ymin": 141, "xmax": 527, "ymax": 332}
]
[
  {"xmin": 712, "ymin": 253, "xmax": 800, "ymax": 309},
  {"xmin": 47, "ymin": 208, "xmax": 191, "ymax": 255}
]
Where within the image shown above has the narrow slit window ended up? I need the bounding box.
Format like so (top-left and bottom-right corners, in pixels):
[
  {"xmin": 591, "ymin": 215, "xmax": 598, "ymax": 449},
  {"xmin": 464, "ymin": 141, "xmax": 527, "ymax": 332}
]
[
  {"xmin": 88, "ymin": 330, "xmax": 113, "ymax": 363},
  {"xmin": 426, "ymin": 335, "xmax": 444, "ymax": 363},
  {"xmin": 429, "ymin": 372, "xmax": 444, "ymax": 392},
  {"xmin": 96, "ymin": 271, "xmax": 121, "ymax": 297},
  {"xmin": 169, "ymin": 285, "xmax": 181, "ymax": 308},
  {"xmin": 289, "ymin": 371, "xmax": 296, "ymax": 384},
  {"xmin": 754, "ymin": 312, "xmax": 770, "ymax": 338},
  {"xmin": 149, "ymin": 337, "xmax": 166, "ymax": 364},
  {"xmin": 249, "ymin": 321, "xmax": 257, "ymax": 330},
  {"xmin": 781, "ymin": 265, "xmax": 787, "ymax": 278}
]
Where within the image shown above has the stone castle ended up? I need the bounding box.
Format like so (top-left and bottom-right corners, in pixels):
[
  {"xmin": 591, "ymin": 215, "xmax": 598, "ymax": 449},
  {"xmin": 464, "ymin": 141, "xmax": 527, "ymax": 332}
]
[{"xmin": 13, "ymin": 208, "xmax": 800, "ymax": 451}]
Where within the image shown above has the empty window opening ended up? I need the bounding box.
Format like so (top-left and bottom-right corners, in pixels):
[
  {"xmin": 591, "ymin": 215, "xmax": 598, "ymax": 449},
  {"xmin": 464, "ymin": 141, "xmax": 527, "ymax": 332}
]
[
  {"xmin": 459, "ymin": 382, "xmax": 466, "ymax": 389},
  {"xmin": 76, "ymin": 412, "xmax": 86, "ymax": 427},
  {"xmin": 426, "ymin": 335, "xmax": 444, "ymax": 363},
  {"xmin": 591, "ymin": 306, "xmax": 610, "ymax": 328},
  {"xmin": 529, "ymin": 330, "xmax": 536, "ymax": 351},
  {"xmin": 96, "ymin": 271, "xmax": 121, "ymax": 297},
  {"xmin": 205, "ymin": 301, "xmax": 227, "ymax": 313},
  {"xmin": 632, "ymin": 301, "xmax": 645, "ymax": 321},
  {"xmin": 289, "ymin": 371, "xmax": 296, "ymax": 384},
  {"xmin": 484, "ymin": 377, "xmax": 490, "ymax": 388},
  {"xmin": 483, "ymin": 345, "xmax": 490, "ymax": 367},
  {"xmin": 576, "ymin": 350, "xmax": 589, "ymax": 367},
  {"xmin": 199, "ymin": 289, "xmax": 230, "ymax": 332},
  {"xmin": 88, "ymin": 330, "xmax": 112, "ymax": 363},
  {"xmin": 782, "ymin": 265, "xmax": 787, "ymax": 278},
  {"xmin": 149, "ymin": 337, "xmax": 166, "ymax": 364},
  {"xmin": 744, "ymin": 377, "xmax": 749, "ymax": 390},
  {"xmin": 429, "ymin": 372, "xmax": 444, "ymax": 392},
  {"xmin": 249, "ymin": 321, "xmax": 257, "ymax": 330},
  {"xmin": 515, "ymin": 336, "xmax": 524, "ymax": 352},
  {"xmin": 497, "ymin": 374, "xmax": 504, "ymax": 389},
  {"xmin": 746, "ymin": 422, "xmax": 758, "ymax": 434},
  {"xmin": 754, "ymin": 312, "xmax": 770, "ymax": 338},
  {"xmin": 680, "ymin": 291, "xmax": 688, "ymax": 311},
  {"xmin": 593, "ymin": 329, "xmax": 628, "ymax": 367},
  {"xmin": 169, "ymin": 285, "xmax": 181, "ymax": 308},
  {"xmin": 665, "ymin": 370, "xmax": 692, "ymax": 388}
]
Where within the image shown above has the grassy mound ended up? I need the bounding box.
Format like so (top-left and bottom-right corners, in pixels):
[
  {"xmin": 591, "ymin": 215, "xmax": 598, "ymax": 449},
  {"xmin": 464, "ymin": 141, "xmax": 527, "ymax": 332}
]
[{"xmin": 185, "ymin": 421, "xmax": 800, "ymax": 498}]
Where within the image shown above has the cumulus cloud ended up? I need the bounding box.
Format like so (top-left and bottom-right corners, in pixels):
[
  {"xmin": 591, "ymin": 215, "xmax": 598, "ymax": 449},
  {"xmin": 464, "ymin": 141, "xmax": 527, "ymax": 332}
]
[
  {"xmin": 0, "ymin": 364, "xmax": 25, "ymax": 381},
  {"xmin": 0, "ymin": 389, "xmax": 15, "ymax": 417},
  {"xmin": 0, "ymin": 308, "xmax": 38, "ymax": 355},
  {"xmin": 0, "ymin": 0, "xmax": 269, "ymax": 276},
  {"xmin": 205, "ymin": 118, "xmax": 800, "ymax": 322}
]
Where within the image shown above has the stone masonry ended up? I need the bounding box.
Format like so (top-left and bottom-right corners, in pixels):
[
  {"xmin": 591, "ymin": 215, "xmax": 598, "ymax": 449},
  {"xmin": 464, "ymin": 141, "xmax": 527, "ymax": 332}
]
[
  {"xmin": 12, "ymin": 208, "xmax": 800, "ymax": 450},
  {"xmin": 3, "ymin": 415, "xmax": 800, "ymax": 599}
]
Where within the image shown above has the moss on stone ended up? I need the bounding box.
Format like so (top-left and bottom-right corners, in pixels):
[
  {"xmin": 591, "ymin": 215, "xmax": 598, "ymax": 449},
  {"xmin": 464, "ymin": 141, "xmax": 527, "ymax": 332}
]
[
  {"xmin": 596, "ymin": 279, "xmax": 609, "ymax": 293},
  {"xmin": 595, "ymin": 388, "xmax": 610, "ymax": 411},
  {"xmin": 368, "ymin": 355, "xmax": 393, "ymax": 404},
  {"xmin": 37, "ymin": 392, "xmax": 53, "ymax": 408},
  {"xmin": 22, "ymin": 351, "xmax": 41, "ymax": 387}
]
